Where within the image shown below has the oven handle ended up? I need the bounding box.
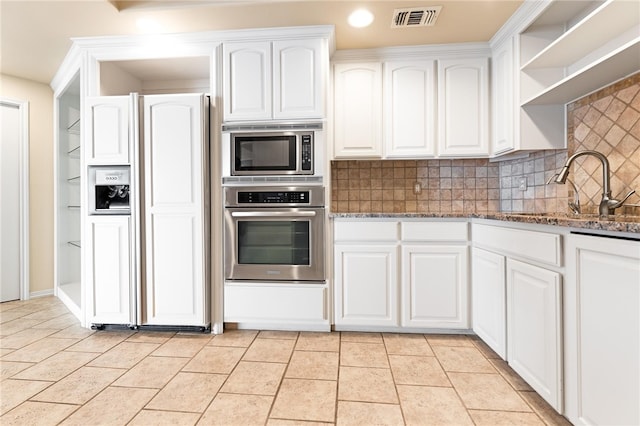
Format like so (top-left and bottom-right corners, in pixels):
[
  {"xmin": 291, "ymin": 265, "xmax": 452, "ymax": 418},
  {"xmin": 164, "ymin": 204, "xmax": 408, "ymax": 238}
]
[{"xmin": 230, "ymin": 211, "xmax": 317, "ymax": 218}]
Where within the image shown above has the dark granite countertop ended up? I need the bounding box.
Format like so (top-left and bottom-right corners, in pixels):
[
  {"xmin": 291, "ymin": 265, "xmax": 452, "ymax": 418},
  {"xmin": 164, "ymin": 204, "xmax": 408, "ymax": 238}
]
[{"xmin": 329, "ymin": 212, "xmax": 640, "ymax": 234}]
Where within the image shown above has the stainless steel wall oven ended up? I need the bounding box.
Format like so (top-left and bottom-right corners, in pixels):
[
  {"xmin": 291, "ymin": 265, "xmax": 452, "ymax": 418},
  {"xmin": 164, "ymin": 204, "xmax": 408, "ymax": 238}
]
[{"xmin": 224, "ymin": 186, "xmax": 325, "ymax": 282}]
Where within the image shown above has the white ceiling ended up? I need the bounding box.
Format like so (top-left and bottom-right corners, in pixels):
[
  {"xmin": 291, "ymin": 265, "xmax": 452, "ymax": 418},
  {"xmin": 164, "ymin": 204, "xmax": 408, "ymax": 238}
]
[{"xmin": 0, "ymin": 0, "xmax": 523, "ymax": 85}]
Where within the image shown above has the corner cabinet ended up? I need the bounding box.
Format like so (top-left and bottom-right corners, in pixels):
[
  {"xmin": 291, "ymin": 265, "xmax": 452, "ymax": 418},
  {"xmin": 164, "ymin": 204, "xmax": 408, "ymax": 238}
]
[
  {"xmin": 565, "ymin": 233, "xmax": 640, "ymax": 426},
  {"xmin": 437, "ymin": 57, "xmax": 489, "ymax": 157},
  {"xmin": 472, "ymin": 221, "xmax": 563, "ymax": 411},
  {"xmin": 223, "ymin": 38, "xmax": 325, "ymax": 121}
]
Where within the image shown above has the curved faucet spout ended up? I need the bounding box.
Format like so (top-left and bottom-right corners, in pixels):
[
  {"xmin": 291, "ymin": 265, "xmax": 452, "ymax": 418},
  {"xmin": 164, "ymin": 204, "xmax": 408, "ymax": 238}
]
[
  {"xmin": 552, "ymin": 150, "xmax": 636, "ymax": 217},
  {"xmin": 555, "ymin": 150, "xmax": 611, "ymax": 198}
]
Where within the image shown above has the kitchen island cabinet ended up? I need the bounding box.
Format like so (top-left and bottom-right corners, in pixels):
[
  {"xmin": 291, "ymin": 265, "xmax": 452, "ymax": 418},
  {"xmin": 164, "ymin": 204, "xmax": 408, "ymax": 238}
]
[{"xmin": 565, "ymin": 233, "xmax": 640, "ymax": 426}]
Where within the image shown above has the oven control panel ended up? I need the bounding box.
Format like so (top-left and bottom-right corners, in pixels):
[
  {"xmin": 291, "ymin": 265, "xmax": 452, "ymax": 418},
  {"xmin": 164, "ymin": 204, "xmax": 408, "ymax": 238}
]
[{"xmin": 238, "ymin": 191, "xmax": 309, "ymax": 204}]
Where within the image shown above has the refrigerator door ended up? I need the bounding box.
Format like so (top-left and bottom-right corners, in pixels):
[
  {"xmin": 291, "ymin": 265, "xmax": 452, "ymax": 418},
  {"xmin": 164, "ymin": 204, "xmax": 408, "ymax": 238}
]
[{"xmin": 140, "ymin": 94, "xmax": 210, "ymax": 327}]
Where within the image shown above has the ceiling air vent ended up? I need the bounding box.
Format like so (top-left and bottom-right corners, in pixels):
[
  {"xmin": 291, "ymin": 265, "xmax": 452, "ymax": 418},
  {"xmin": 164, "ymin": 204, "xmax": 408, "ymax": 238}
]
[{"xmin": 391, "ymin": 6, "xmax": 442, "ymax": 28}]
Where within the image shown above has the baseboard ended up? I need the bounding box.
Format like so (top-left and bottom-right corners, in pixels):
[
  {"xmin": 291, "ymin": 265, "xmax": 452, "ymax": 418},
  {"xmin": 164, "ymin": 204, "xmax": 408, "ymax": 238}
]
[{"xmin": 30, "ymin": 289, "xmax": 55, "ymax": 298}]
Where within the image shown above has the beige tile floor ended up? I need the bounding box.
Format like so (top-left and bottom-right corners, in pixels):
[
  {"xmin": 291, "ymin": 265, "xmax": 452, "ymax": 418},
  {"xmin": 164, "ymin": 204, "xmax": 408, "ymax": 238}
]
[{"xmin": 1, "ymin": 296, "xmax": 572, "ymax": 425}]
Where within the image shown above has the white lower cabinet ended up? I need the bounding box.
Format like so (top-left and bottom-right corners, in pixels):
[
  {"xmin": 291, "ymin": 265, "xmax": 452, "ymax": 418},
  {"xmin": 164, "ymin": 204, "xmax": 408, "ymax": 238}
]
[
  {"xmin": 334, "ymin": 244, "xmax": 399, "ymax": 327},
  {"xmin": 506, "ymin": 258, "xmax": 563, "ymax": 412},
  {"xmin": 565, "ymin": 234, "xmax": 640, "ymax": 426},
  {"xmin": 472, "ymin": 222, "xmax": 563, "ymax": 412},
  {"xmin": 471, "ymin": 247, "xmax": 506, "ymax": 359},
  {"xmin": 401, "ymin": 245, "xmax": 468, "ymax": 328},
  {"xmin": 86, "ymin": 216, "xmax": 132, "ymax": 325},
  {"xmin": 334, "ymin": 219, "xmax": 469, "ymax": 330}
]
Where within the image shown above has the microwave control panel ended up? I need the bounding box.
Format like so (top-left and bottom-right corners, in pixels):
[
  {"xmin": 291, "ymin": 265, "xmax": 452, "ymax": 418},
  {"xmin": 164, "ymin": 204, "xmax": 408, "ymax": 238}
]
[{"xmin": 301, "ymin": 135, "xmax": 312, "ymax": 171}]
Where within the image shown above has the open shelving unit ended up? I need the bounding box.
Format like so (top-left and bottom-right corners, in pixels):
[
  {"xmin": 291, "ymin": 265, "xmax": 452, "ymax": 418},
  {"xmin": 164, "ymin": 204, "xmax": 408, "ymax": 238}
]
[
  {"xmin": 520, "ymin": 0, "xmax": 640, "ymax": 106},
  {"xmin": 55, "ymin": 72, "xmax": 82, "ymax": 318},
  {"xmin": 512, "ymin": 0, "xmax": 640, "ymax": 153}
]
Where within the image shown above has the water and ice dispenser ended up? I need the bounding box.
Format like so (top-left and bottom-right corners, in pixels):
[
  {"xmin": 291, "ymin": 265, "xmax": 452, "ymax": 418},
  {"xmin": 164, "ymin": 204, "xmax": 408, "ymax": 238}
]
[{"xmin": 88, "ymin": 165, "xmax": 131, "ymax": 215}]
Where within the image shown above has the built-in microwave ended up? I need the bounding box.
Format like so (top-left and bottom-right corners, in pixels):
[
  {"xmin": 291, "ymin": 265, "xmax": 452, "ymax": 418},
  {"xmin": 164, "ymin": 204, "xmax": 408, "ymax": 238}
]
[{"xmin": 231, "ymin": 131, "xmax": 313, "ymax": 176}]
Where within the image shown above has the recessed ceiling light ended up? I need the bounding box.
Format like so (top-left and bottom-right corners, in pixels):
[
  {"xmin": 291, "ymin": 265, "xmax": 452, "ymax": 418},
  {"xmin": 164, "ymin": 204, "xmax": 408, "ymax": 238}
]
[{"xmin": 348, "ymin": 9, "xmax": 374, "ymax": 28}]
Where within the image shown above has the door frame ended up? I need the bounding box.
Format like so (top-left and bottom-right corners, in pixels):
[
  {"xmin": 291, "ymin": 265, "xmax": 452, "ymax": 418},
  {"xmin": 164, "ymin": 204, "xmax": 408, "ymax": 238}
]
[{"xmin": 1, "ymin": 97, "xmax": 30, "ymax": 300}]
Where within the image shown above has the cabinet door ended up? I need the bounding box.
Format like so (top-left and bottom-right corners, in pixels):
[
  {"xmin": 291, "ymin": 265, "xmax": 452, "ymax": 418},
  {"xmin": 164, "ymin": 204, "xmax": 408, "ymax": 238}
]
[
  {"xmin": 471, "ymin": 248, "xmax": 506, "ymax": 359},
  {"xmin": 223, "ymin": 41, "xmax": 272, "ymax": 121},
  {"xmin": 507, "ymin": 258, "xmax": 562, "ymax": 411},
  {"xmin": 142, "ymin": 94, "xmax": 208, "ymax": 327},
  {"xmin": 491, "ymin": 38, "xmax": 515, "ymax": 155},
  {"xmin": 85, "ymin": 96, "xmax": 130, "ymax": 164},
  {"xmin": 334, "ymin": 244, "xmax": 398, "ymax": 327},
  {"xmin": 565, "ymin": 234, "xmax": 640, "ymax": 426},
  {"xmin": 86, "ymin": 216, "xmax": 132, "ymax": 325},
  {"xmin": 333, "ymin": 62, "xmax": 382, "ymax": 158},
  {"xmin": 384, "ymin": 61, "xmax": 436, "ymax": 158},
  {"xmin": 273, "ymin": 39, "xmax": 323, "ymax": 119},
  {"xmin": 437, "ymin": 57, "xmax": 489, "ymax": 157},
  {"xmin": 401, "ymin": 245, "xmax": 468, "ymax": 329}
]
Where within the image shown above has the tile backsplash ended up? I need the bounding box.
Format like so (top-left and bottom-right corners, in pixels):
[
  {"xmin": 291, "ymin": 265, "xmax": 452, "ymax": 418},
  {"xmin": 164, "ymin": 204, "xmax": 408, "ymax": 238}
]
[{"xmin": 331, "ymin": 72, "xmax": 640, "ymax": 215}]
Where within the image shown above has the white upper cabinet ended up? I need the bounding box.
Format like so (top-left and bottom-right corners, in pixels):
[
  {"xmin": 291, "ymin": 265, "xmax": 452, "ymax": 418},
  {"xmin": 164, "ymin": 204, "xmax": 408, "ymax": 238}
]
[
  {"xmin": 224, "ymin": 38, "xmax": 325, "ymax": 122},
  {"xmin": 491, "ymin": 37, "xmax": 516, "ymax": 156},
  {"xmin": 384, "ymin": 61, "xmax": 436, "ymax": 158},
  {"xmin": 333, "ymin": 62, "xmax": 383, "ymax": 158},
  {"xmin": 437, "ymin": 57, "xmax": 490, "ymax": 157},
  {"xmin": 223, "ymin": 41, "xmax": 272, "ymax": 121},
  {"xmin": 85, "ymin": 96, "xmax": 130, "ymax": 164},
  {"xmin": 273, "ymin": 39, "xmax": 324, "ymax": 119}
]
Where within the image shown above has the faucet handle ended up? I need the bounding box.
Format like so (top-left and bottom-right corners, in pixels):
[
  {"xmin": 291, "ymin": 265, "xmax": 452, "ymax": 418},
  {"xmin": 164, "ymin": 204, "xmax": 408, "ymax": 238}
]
[{"xmin": 610, "ymin": 189, "xmax": 636, "ymax": 209}]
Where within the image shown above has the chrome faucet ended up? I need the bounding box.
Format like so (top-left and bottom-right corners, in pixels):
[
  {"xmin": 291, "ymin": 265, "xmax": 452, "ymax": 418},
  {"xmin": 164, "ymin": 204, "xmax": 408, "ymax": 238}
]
[{"xmin": 553, "ymin": 150, "xmax": 636, "ymax": 217}]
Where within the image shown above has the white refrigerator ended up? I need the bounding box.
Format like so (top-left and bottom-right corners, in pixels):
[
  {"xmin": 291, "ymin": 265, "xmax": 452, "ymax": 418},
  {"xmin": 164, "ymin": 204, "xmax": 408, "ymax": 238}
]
[{"xmin": 84, "ymin": 93, "xmax": 210, "ymax": 330}]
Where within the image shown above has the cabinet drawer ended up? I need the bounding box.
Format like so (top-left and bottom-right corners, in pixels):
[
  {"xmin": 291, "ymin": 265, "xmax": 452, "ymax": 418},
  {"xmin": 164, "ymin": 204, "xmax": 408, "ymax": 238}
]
[
  {"xmin": 224, "ymin": 282, "xmax": 327, "ymax": 323},
  {"xmin": 473, "ymin": 223, "xmax": 561, "ymax": 267},
  {"xmin": 401, "ymin": 221, "xmax": 468, "ymax": 242},
  {"xmin": 334, "ymin": 220, "xmax": 398, "ymax": 242}
]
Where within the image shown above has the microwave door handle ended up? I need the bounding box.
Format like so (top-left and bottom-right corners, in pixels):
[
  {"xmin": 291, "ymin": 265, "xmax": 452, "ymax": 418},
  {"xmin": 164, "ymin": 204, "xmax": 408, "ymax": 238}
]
[{"xmin": 230, "ymin": 211, "xmax": 316, "ymax": 218}]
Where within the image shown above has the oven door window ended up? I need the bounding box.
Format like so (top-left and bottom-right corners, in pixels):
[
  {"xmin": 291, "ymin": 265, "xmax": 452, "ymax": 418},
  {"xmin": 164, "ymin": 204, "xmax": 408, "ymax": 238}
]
[
  {"xmin": 234, "ymin": 136, "xmax": 296, "ymax": 172},
  {"xmin": 237, "ymin": 220, "xmax": 310, "ymax": 265}
]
